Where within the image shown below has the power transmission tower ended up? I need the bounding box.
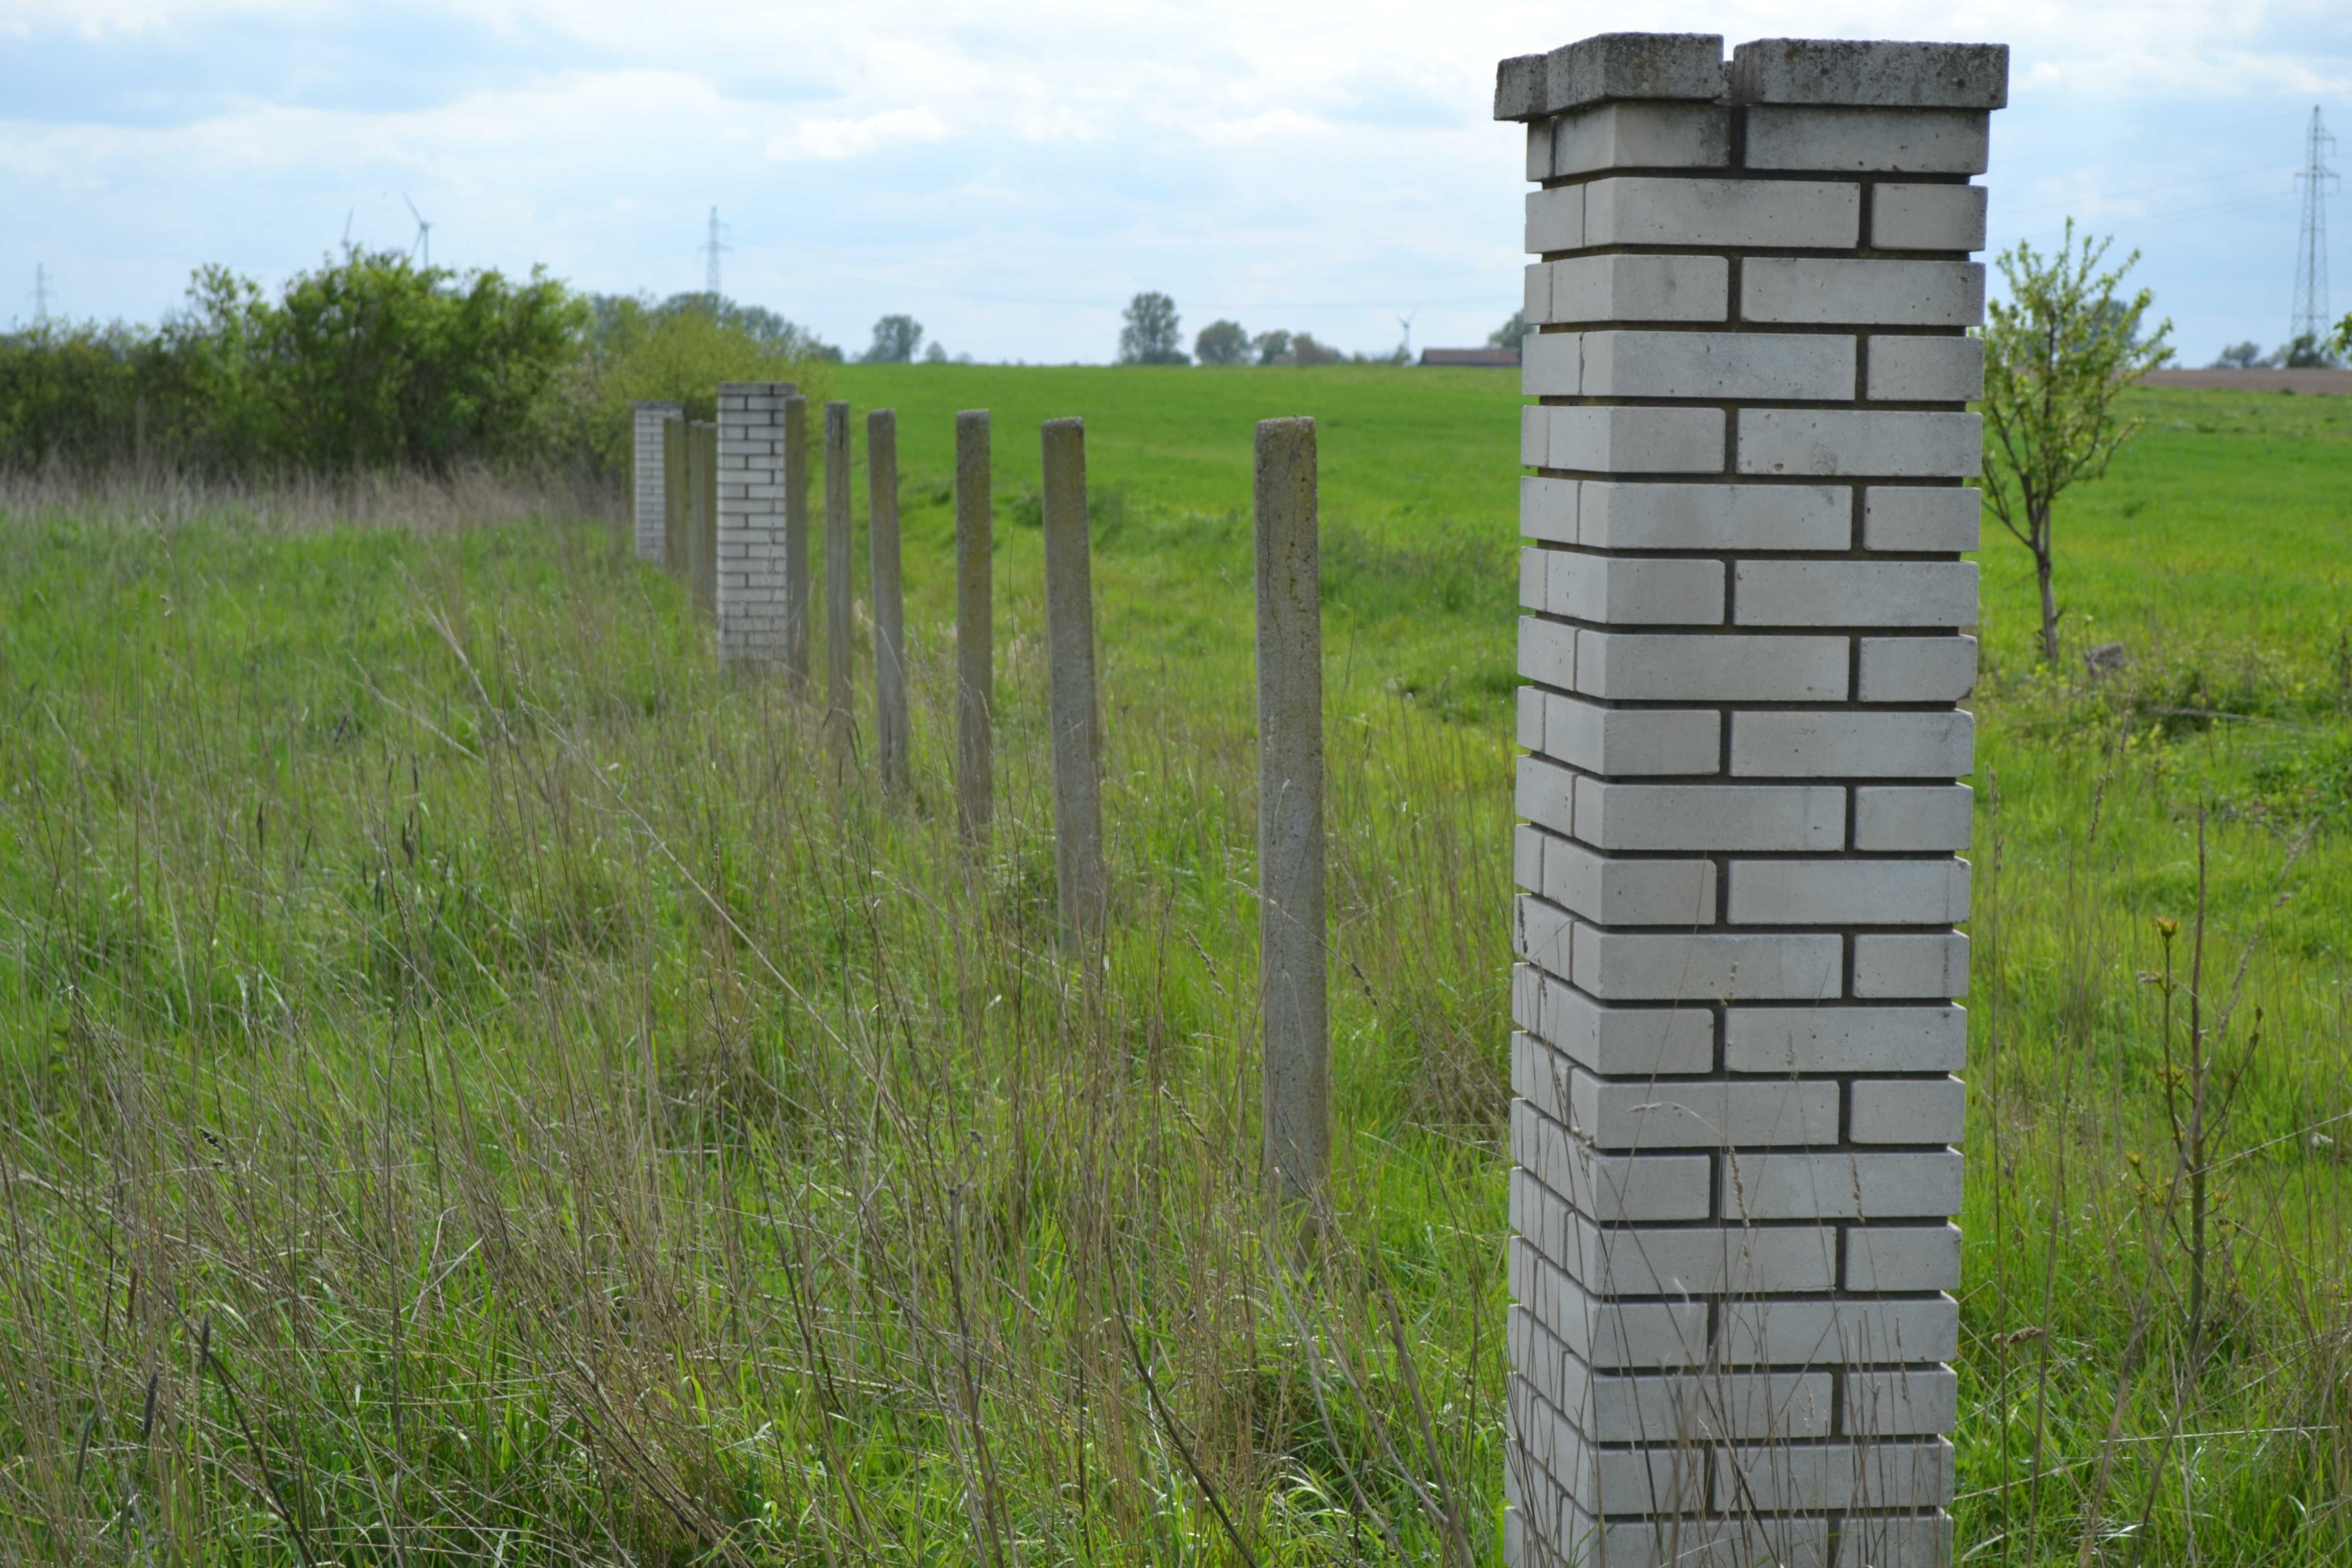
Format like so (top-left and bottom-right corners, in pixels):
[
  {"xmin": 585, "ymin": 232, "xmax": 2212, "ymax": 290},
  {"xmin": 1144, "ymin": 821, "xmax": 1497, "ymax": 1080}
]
[
  {"xmin": 2292, "ymin": 106, "xmax": 2337, "ymax": 347},
  {"xmin": 698, "ymin": 206, "xmax": 733, "ymax": 299},
  {"xmin": 33, "ymin": 264, "xmax": 51, "ymax": 324}
]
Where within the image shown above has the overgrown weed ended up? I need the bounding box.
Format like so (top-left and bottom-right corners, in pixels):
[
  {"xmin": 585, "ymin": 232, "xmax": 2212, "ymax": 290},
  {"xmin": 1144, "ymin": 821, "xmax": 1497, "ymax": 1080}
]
[{"xmin": 1, "ymin": 465, "xmax": 2348, "ymax": 1564}]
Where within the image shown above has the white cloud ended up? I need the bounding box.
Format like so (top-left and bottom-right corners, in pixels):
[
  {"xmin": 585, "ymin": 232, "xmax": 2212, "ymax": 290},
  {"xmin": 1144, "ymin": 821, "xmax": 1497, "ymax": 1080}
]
[
  {"xmin": 766, "ymin": 106, "xmax": 950, "ymax": 161},
  {"xmin": 0, "ymin": 0, "xmax": 2346, "ymax": 359}
]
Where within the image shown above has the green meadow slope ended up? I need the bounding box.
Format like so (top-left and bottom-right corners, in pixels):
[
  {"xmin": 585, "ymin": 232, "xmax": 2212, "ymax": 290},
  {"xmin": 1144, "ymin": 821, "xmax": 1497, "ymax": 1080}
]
[{"xmin": 0, "ymin": 370, "xmax": 2346, "ymax": 1564}]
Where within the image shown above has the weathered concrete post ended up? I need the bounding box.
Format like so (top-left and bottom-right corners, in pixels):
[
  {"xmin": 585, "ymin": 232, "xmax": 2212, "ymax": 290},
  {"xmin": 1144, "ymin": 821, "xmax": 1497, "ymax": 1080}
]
[
  {"xmin": 715, "ymin": 381, "xmax": 794, "ymax": 666},
  {"xmin": 663, "ymin": 417, "xmax": 689, "ymax": 579},
  {"xmin": 1254, "ymin": 418, "xmax": 1327, "ymax": 1205},
  {"xmin": 688, "ymin": 421, "xmax": 713, "ymax": 598},
  {"xmin": 954, "ymin": 411, "xmax": 994, "ymax": 844},
  {"xmin": 632, "ymin": 400, "xmax": 682, "ymax": 562},
  {"xmin": 868, "ymin": 409, "xmax": 909, "ymax": 790},
  {"xmin": 694, "ymin": 422, "xmax": 719, "ymax": 617},
  {"xmin": 785, "ymin": 394, "xmax": 813, "ymax": 690},
  {"xmin": 1495, "ymin": 33, "xmax": 1999, "ymax": 1568},
  {"xmin": 1040, "ymin": 418, "xmax": 1106, "ymax": 947},
  {"xmin": 823, "ymin": 402, "xmax": 855, "ymax": 730}
]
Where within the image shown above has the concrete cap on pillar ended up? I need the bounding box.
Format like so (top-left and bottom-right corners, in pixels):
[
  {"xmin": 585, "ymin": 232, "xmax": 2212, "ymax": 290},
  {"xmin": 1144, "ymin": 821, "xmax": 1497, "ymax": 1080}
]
[
  {"xmin": 1728, "ymin": 39, "xmax": 2010, "ymax": 108},
  {"xmin": 1493, "ymin": 32, "xmax": 1726, "ymax": 121}
]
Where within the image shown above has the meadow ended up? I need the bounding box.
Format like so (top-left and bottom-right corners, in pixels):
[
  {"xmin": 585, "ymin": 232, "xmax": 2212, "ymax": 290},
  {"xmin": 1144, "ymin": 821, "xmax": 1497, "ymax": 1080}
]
[{"xmin": 0, "ymin": 367, "xmax": 2347, "ymax": 1565}]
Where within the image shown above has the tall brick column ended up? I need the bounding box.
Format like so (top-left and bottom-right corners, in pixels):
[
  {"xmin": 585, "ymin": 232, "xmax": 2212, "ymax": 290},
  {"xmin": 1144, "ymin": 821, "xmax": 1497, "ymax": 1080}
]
[
  {"xmin": 716, "ymin": 381, "xmax": 795, "ymax": 666},
  {"xmin": 632, "ymin": 400, "xmax": 682, "ymax": 562},
  {"xmin": 1496, "ymin": 34, "xmax": 2001, "ymax": 1568}
]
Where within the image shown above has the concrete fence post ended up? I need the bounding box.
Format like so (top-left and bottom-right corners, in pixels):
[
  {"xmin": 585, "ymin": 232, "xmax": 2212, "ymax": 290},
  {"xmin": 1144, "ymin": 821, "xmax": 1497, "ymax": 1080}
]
[
  {"xmin": 687, "ymin": 421, "xmax": 712, "ymax": 596},
  {"xmin": 1254, "ymin": 418, "xmax": 1327, "ymax": 1206},
  {"xmin": 1040, "ymin": 417, "xmax": 1105, "ymax": 947},
  {"xmin": 715, "ymin": 381, "xmax": 794, "ymax": 666},
  {"xmin": 663, "ymin": 417, "xmax": 688, "ymax": 579},
  {"xmin": 1495, "ymin": 32, "xmax": 2000, "ymax": 1568},
  {"xmin": 868, "ymin": 409, "xmax": 909, "ymax": 790},
  {"xmin": 632, "ymin": 400, "xmax": 681, "ymax": 562},
  {"xmin": 824, "ymin": 402, "xmax": 855, "ymax": 731},
  {"xmin": 954, "ymin": 410, "xmax": 994, "ymax": 845},
  {"xmin": 684, "ymin": 421, "xmax": 711, "ymax": 611},
  {"xmin": 694, "ymin": 422, "xmax": 719, "ymax": 618},
  {"xmin": 785, "ymin": 395, "xmax": 812, "ymax": 690}
]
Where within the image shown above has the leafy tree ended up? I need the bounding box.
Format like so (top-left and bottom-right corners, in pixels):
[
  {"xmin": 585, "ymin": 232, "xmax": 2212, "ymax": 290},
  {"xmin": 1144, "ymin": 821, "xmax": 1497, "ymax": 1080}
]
[
  {"xmin": 2, "ymin": 250, "xmax": 587, "ymax": 476},
  {"xmin": 864, "ymin": 315, "xmax": 924, "ymax": 363},
  {"xmin": 1245, "ymin": 330, "xmax": 1342, "ymax": 368},
  {"xmin": 1981, "ymin": 220, "xmax": 2172, "ymax": 666},
  {"xmin": 1117, "ymin": 292, "xmax": 1187, "ymax": 364},
  {"xmin": 1287, "ymin": 333, "xmax": 1341, "ymax": 366},
  {"xmin": 558, "ymin": 291, "xmax": 830, "ymax": 474},
  {"xmin": 658, "ymin": 296, "xmax": 838, "ymax": 358},
  {"xmin": 2280, "ymin": 332, "xmax": 2342, "ymax": 369},
  {"xmin": 2210, "ymin": 340, "xmax": 2265, "ymax": 369},
  {"xmin": 1488, "ymin": 311, "xmax": 1528, "ymax": 352},
  {"xmin": 2334, "ymin": 312, "xmax": 2352, "ymax": 359},
  {"xmin": 0, "ymin": 318, "xmax": 163, "ymax": 471},
  {"xmin": 258, "ymin": 249, "xmax": 584, "ymax": 471},
  {"xmin": 1194, "ymin": 320, "xmax": 1250, "ymax": 365},
  {"xmin": 0, "ymin": 259, "xmax": 842, "ymax": 480},
  {"xmin": 923, "ymin": 340, "xmax": 949, "ymax": 363}
]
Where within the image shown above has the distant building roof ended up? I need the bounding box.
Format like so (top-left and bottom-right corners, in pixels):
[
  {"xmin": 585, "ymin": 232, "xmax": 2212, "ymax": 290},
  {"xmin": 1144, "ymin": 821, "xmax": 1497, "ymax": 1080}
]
[
  {"xmin": 1419, "ymin": 347, "xmax": 1520, "ymax": 368},
  {"xmin": 2142, "ymin": 368, "xmax": 2352, "ymax": 396}
]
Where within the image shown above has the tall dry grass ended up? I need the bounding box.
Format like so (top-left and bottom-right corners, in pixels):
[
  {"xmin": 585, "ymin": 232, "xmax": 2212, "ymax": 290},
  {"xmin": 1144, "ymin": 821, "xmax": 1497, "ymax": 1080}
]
[
  {"xmin": 0, "ymin": 481, "xmax": 1507, "ymax": 1565},
  {"xmin": 0, "ymin": 461, "xmax": 616, "ymax": 537},
  {"xmin": 1, "ymin": 475, "xmax": 2348, "ymax": 1565}
]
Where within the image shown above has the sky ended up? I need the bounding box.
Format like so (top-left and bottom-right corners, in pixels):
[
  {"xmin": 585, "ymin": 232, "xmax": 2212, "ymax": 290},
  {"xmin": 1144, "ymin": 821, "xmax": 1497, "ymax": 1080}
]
[{"xmin": 2, "ymin": 1, "xmax": 2348, "ymax": 366}]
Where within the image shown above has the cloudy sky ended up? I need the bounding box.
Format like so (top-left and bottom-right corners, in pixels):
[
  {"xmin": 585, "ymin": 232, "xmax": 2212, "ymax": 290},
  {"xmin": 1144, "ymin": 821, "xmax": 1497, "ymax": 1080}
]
[{"xmin": 3, "ymin": 1, "xmax": 2347, "ymax": 365}]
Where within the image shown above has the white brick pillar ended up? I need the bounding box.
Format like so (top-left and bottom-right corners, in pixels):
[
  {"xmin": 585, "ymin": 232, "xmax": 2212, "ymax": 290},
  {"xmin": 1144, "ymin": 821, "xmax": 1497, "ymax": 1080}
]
[
  {"xmin": 715, "ymin": 381, "xmax": 794, "ymax": 666},
  {"xmin": 1496, "ymin": 33, "xmax": 2002, "ymax": 1568},
  {"xmin": 632, "ymin": 400, "xmax": 682, "ymax": 562}
]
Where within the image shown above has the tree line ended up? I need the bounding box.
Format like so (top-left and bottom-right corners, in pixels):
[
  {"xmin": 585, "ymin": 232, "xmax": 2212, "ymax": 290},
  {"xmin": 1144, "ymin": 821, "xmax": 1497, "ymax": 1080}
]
[
  {"xmin": 1119, "ymin": 292, "xmax": 1417, "ymax": 366},
  {"xmin": 2, "ymin": 259, "xmax": 1495, "ymax": 486},
  {"xmin": 2209, "ymin": 331, "xmax": 2348, "ymax": 370},
  {"xmin": 0, "ymin": 251, "xmax": 839, "ymax": 479}
]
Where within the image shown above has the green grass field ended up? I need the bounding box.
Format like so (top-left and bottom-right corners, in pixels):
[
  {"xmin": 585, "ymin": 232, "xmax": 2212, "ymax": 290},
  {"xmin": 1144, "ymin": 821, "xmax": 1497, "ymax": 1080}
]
[{"xmin": 2, "ymin": 370, "xmax": 2348, "ymax": 1565}]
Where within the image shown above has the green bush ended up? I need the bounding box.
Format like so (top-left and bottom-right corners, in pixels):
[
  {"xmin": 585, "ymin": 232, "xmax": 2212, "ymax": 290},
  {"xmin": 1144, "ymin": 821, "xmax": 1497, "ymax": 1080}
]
[
  {"xmin": 554, "ymin": 292, "xmax": 836, "ymax": 476},
  {"xmin": 0, "ymin": 320, "xmax": 159, "ymax": 471},
  {"xmin": 0, "ymin": 259, "xmax": 835, "ymax": 482}
]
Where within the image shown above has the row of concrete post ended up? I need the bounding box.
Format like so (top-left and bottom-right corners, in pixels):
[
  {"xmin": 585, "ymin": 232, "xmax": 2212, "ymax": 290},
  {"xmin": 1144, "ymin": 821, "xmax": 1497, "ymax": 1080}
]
[
  {"xmin": 623, "ymin": 28, "xmax": 1993, "ymax": 1561},
  {"xmin": 630, "ymin": 396, "xmax": 1334, "ymax": 1201},
  {"xmin": 631, "ymin": 390, "xmax": 938, "ymax": 801}
]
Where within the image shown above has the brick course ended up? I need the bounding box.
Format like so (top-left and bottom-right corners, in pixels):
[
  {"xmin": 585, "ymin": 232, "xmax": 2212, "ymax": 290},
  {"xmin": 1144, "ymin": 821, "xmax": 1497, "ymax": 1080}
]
[
  {"xmin": 631, "ymin": 401, "xmax": 682, "ymax": 562},
  {"xmin": 1498, "ymin": 30, "xmax": 1994, "ymax": 1564},
  {"xmin": 714, "ymin": 381, "xmax": 796, "ymax": 665}
]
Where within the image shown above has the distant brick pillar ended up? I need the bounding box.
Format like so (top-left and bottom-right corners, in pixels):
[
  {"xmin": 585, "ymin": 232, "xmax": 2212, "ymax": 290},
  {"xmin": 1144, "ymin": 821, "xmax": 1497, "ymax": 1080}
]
[
  {"xmin": 1496, "ymin": 33, "xmax": 2002, "ymax": 1568},
  {"xmin": 716, "ymin": 381, "xmax": 795, "ymax": 665},
  {"xmin": 632, "ymin": 400, "xmax": 682, "ymax": 561}
]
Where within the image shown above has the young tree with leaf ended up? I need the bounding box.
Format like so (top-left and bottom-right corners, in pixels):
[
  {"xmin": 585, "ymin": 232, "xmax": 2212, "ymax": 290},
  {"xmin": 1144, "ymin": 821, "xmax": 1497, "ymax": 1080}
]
[
  {"xmin": 1193, "ymin": 319, "xmax": 1250, "ymax": 365},
  {"xmin": 1117, "ymin": 292, "xmax": 1186, "ymax": 364},
  {"xmin": 1980, "ymin": 220, "xmax": 2172, "ymax": 666},
  {"xmin": 863, "ymin": 314, "xmax": 924, "ymax": 363}
]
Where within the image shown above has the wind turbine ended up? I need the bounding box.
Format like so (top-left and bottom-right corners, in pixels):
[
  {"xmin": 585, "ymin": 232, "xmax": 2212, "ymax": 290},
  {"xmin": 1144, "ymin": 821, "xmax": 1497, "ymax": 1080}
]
[
  {"xmin": 1396, "ymin": 311, "xmax": 1417, "ymax": 359},
  {"xmin": 341, "ymin": 208, "xmax": 355, "ymax": 256},
  {"xmin": 403, "ymin": 194, "xmax": 433, "ymax": 267}
]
